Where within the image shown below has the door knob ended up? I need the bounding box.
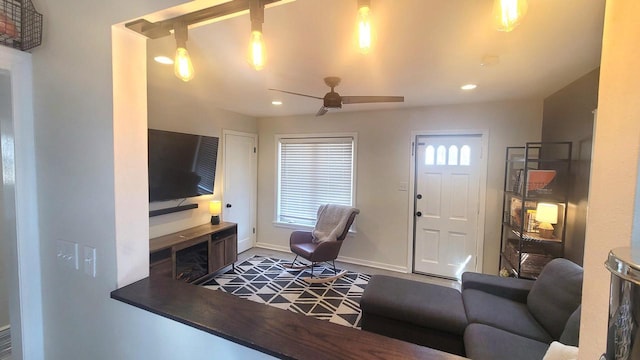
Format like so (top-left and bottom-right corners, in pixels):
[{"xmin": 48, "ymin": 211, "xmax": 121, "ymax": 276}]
[
  {"xmin": 417, "ymin": 194, "xmax": 422, "ymax": 199},
  {"xmin": 416, "ymin": 211, "xmax": 422, "ymax": 217},
  {"xmin": 226, "ymin": 203, "xmax": 232, "ymax": 208}
]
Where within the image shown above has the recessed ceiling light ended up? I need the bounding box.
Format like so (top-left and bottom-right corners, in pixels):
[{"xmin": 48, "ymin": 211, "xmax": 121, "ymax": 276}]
[
  {"xmin": 154, "ymin": 56, "xmax": 173, "ymax": 65},
  {"xmin": 272, "ymin": 100, "xmax": 283, "ymax": 106},
  {"xmin": 461, "ymin": 84, "xmax": 477, "ymax": 90}
]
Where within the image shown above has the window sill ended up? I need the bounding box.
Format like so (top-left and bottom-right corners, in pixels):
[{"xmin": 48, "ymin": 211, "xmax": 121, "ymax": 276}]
[
  {"xmin": 273, "ymin": 221, "xmax": 358, "ymax": 235},
  {"xmin": 110, "ymin": 276, "xmax": 463, "ymax": 359}
]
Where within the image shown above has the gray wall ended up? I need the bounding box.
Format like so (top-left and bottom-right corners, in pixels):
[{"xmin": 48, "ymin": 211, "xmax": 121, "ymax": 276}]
[
  {"xmin": 542, "ymin": 68, "xmax": 599, "ymax": 266},
  {"xmin": 0, "ymin": 70, "xmax": 9, "ymax": 329},
  {"xmin": 257, "ymin": 99, "xmax": 543, "ymax": 275}
]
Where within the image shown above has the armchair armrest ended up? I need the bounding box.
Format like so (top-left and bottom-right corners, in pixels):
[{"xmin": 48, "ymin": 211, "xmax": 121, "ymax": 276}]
[
  {"xmin": 461, "ymin": 272, "xmax": 534, "ymax": 303},
  {"xmin": 290, "ymin": 231, "xmax": 313, "ymax": 246}
]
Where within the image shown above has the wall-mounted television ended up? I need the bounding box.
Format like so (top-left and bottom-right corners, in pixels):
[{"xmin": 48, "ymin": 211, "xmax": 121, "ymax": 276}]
[{"xmin": 148, "ymin": 129, "xmax": 219, "ymax": 202}]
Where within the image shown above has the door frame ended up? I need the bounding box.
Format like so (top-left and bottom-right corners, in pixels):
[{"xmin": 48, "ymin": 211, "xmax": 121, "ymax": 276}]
[
  {"xmin": 221, "ymin": 129, "xmax": 258, "ymax": 253},
  {"xmin": 0, "ymin": 46, "xmax": 44, "ymax": 359},
  {"xmin": 407, "ymin": 129, "xmax": 489, "ymax": 275}
]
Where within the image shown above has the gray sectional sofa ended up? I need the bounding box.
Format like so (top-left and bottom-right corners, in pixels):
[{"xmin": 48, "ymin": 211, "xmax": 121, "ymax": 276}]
[{"xmin": 360, "ymin": 258, "xmax": 583, "ymax": 359}]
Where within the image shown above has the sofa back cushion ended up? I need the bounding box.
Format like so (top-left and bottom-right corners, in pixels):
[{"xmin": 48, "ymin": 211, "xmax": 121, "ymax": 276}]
[{"xmin": 527, "ymin": 258, "xmax": 583, "ymax": 340}]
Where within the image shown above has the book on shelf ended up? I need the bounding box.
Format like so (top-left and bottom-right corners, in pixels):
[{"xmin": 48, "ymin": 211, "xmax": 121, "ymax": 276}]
[
  {"xmin": 526, "ymin": 170, "xmax": 556, "ymax": 196},
  {"xmin": 510, "ymin": 197, "xmax": 537, "ymax": 228}
]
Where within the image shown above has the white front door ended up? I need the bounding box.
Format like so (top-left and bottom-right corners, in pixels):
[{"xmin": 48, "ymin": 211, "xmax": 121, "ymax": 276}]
[
  {"xmin": 413, "ymin": 134, "xmax": 483, "ymax": 279},
  {"xmin": 223, "ymin": 131, "xmax": 257, "ymax": 254}
]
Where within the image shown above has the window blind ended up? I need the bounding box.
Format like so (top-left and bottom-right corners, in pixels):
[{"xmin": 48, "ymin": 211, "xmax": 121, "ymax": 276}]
[{"xmin": 278, "ymin": 136, "xmax": 355, "ymax": 226}]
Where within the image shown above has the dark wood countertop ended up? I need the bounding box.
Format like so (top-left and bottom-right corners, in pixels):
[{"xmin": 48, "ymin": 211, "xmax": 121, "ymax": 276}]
[{"xmin": 111, "ymin": 276, "xmax": 467, "ymax": 360}]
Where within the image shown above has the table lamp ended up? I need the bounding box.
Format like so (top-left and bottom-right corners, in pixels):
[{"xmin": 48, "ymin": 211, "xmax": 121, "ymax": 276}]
[
  {"xmin": 209, "ymin": 200, "xmax": 222, "ymax": 225},
  {"xmin": 535, "ymin": 203, "xmax": 558, "ymax": 238}
]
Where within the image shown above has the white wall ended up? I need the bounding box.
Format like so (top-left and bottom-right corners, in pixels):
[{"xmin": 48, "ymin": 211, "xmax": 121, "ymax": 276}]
[
  {"xmin": 257, "ymin": 100, "xmax": 543, "ymax": 274},
  {"xmin": 147, "ymin": 64, "xmax": 258, "ymax": 238},
  {"xmin": 0, "ymin": 70, "xmax": 9, "ymax": 329},
  {"xmin": 31, "ymin": 0, "xmax": 271, "ymax": 358},
  {"xmin": 580, "ymin": 1, "xmax": 640, "ymax": 357}
]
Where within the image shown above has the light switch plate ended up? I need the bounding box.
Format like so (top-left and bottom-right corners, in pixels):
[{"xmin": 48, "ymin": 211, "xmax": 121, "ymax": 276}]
[{"xmin": 83, "ymin": 246, "xmax": 96, "ymax": 277}]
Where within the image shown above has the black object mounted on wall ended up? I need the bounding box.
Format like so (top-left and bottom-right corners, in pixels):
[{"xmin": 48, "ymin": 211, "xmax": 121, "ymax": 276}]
[
  {"xmin": 149, "ymin": 203, "xmax": 198, "ymax": 217},
  {"xmin": 0, "ymin": 0, "xmax": 43, "ymax": 51}
]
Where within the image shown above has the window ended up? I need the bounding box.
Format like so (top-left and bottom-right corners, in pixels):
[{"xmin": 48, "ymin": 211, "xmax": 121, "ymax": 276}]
[
  {"xmin": 276, "ymin": 134, "xmax": 356, "ymax": 226},
  {"xmin": 424, "ymin": 143, "xmax": 473, "ymax": 166}
]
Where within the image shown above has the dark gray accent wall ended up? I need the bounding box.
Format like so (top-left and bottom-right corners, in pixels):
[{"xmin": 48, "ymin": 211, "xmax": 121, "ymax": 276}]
[{"xmin": 542, "ymin": 68, "xmax": 600, "ymax": 266}]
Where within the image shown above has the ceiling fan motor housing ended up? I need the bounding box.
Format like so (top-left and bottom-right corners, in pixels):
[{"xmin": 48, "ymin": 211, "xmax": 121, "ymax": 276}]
[{"xmin": 324, "ymin": 92, "xmax": 342, "ymax": 108}]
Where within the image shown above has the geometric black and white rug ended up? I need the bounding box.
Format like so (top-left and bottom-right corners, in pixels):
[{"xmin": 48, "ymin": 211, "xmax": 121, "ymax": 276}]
[{"xmin": 201, "ymin": 256, "xmax": 370, "ymax": 328}]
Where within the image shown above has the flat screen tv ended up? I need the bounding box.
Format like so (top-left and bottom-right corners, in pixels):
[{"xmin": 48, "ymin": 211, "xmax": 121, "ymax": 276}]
[{"xmin": 148, "ymin": 129, "xmax": 219, "ymax": 202}]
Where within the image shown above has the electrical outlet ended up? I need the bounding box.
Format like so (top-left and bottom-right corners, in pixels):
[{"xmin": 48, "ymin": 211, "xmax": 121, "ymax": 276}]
[
  {"xmin": 56, "ymin": 240, "xmax": 78, "ymax": 270},
  {"xmin": 83, "ymin": 246, "xmax": 96, "ymax": 277}
]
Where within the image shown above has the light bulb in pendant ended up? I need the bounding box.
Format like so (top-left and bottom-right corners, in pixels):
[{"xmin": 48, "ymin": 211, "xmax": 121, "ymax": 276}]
[
  {"xmin": 493, "ymin": 0, "xmax": 528, "ymax": 32},
  {"xmin": 249, "ymin": 30, "xmax": 266, "ymax": 71},
  {"xmin": 357, "ymin": 1, "xmax": 371, "ymax": 53},
  {"xmin": 174, "ymin": 47, "xmax": 194, "ymax": 82}
]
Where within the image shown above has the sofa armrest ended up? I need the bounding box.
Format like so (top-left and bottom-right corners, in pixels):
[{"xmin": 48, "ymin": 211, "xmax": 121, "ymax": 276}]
[{"xmin": 461, "ymin": 272, "xmax": 534, "ymax": 303}]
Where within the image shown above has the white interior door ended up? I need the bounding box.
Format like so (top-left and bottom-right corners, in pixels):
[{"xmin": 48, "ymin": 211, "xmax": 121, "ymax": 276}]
[
  {"xmin": 223, "ymin": 131, "xmax": 257, "ymax": 254},
  {"xmin": 413, "ymin": 134, "xmax": 483, "ymax": 279}
]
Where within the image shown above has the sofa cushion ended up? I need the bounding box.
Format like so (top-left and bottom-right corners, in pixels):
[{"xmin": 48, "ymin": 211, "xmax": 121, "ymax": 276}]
[
  {"xmin": 559, "ymin": 305, "xmax": 581, "ymax": 346},
  {"xmin": 461, "ymin": 271, "xmax": 534, "ymax": 303},
  {"xmin": 527, "ymin": 258, "xmax": 584, "ymax": 340},
  {"xmin": 463, "ymin": 288, "xmax": 553, "ymax": 343},
  {"xmin": 360, "ymin": 275, "xmax": 467, "ymax": 335},
  {"xmin": 464, "ymin": 323, "xmax": 550, "ymax": 360}
]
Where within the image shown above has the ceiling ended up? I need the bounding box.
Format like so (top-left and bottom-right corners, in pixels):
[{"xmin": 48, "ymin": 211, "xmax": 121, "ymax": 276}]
[{"xmin": 146, "ymin": 0, "xmax": 605, "ymax": 118}]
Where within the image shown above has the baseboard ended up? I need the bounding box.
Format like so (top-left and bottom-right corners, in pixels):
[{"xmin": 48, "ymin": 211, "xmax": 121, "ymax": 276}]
[
  {"xmin": 254, "ymin": 242, "xmax": 290, "ymax": 253},
  {"xmin": 253, "ymin": 243, "xmax": 409, "ymax": 273},
  {"xmin": 336, "ymin": 255, "xmax": 409, "ymax": 274}
]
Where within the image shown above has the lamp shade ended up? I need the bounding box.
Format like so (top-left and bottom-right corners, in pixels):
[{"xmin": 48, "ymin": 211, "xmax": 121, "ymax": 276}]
[
  {"xmin": 535, "ymin": 203, "xmax": 558, "ymax": 224},
  {"xmin": 209, "ymin": 200, "xmax": 222, "ymax": 215}
]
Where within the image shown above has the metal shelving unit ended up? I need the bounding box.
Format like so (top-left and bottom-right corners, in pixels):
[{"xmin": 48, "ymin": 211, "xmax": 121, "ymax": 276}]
[{"xmin": 499, "ymin": 142, "xmax": 572, "ymax": 279}]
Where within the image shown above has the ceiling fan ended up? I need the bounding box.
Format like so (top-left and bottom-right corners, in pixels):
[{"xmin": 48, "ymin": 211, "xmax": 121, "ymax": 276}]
[{"xmin": 269, "ymin": 77, "xmax": 405, "ymax": 116}]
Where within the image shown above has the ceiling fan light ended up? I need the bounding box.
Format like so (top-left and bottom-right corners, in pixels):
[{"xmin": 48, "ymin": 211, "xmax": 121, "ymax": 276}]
[
  {"xmin": 357, "ymin": 0, "xmax": 371, "ymax": 53},
  {"xmin": 493, "ymin": 0, "xmax": 528, "ymax": 32}
]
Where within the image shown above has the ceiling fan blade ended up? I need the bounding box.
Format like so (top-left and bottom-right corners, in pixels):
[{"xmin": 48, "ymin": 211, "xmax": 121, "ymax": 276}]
[
  {"xmin": 316, "ymin": 106, "xmax": 329, "ymax": 116},
  {"xmin": 268, "ymin": 88, "xmax": 323, "ymax": 100},
  {"xmin": 341, "ymin": 96, "xmax": 405, "ymax": 104}
]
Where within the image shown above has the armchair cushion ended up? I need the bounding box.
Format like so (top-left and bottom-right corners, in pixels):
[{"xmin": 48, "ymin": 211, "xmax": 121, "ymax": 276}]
[
  {"xmin": 527, "ymin": 259, "xmax": 584, "ymax": 340},
  {"xmin": 462, "ymin": 289, "xmax": 553, "ymax": 343}
]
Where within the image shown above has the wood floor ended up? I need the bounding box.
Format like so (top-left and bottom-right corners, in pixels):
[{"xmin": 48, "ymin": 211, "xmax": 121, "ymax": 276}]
[{"xmin": 239, "ymin": 247, "xmax": 461, "ymax": 290}]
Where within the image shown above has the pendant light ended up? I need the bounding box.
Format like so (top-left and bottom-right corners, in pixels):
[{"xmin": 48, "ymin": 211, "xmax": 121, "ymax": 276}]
[
  {"xmin": 174, "ymin": 22, "xmax": 195, "ymax": 82},
  {"xmin": 357, "ymin": 0, "xmax": 372, "ymax": 54},
  {"xmin": 249, "ymin": 0, "xmax": 266, "ymax": 71},
  {"xmin": 493, "ymin": 0, "xmax": 528, "ymax": 32}
]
